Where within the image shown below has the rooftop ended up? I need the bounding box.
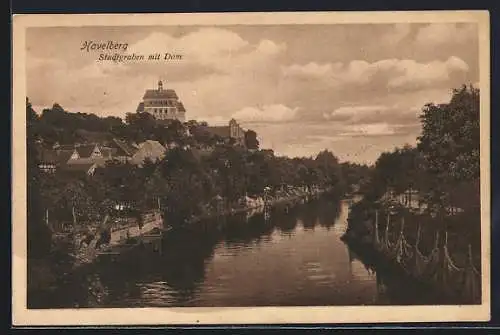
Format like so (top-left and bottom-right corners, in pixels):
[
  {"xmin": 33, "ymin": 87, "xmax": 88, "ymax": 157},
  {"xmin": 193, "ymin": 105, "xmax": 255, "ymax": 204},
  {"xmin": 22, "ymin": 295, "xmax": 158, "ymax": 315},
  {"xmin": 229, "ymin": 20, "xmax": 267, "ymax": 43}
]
[
  {"xmin": 60, "ymin": 162, "xmax": 97, "ymax": 174},
  {"xmin": 143, "ymin": 89, "xmax": 179, "ymax": 100},
  {"xmin": 112, "ymin": 138, "xmax": 139, "ymax": 157},
  {"xmin": 56, "ymin": 149, "xmax": 77, "ymax": 165},
  {"xmin": 75, "ymin": 144, "xmax": 99, "ymax": 158}
]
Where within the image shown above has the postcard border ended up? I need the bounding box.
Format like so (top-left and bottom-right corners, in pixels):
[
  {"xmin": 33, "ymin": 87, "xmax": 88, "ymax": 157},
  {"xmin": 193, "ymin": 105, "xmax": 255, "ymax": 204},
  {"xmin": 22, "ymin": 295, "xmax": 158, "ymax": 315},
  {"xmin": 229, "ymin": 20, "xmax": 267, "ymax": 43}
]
[{"xmin": 12, "ymin": 10, "xmax": 491, "ymax": 325}]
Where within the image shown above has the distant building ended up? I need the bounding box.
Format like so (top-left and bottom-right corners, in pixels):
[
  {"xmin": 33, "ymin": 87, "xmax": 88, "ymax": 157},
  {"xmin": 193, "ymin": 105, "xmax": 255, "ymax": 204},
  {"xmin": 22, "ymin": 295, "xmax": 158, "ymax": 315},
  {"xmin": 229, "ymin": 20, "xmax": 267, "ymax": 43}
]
[
  {"xmin": 204, "ymin": 119, "xmax": 245, "ymax": 146},
  {"xmin": 136, "ymin": 80, "xmax": 186, "ymax": 122},
  {"xmin": 106, "ymin": 138, "xmax": 166, "ymax": 166},
  {"xmin": 130, "ymin": 140, "xmax": 167, "ymax": 166},
  {"xmin": 53, "ymin": 143, "xmax": 108, "ymax": 167},
  {"xmin": 46, "ymin": 139, "xmax": 166, "ymax": 173}
]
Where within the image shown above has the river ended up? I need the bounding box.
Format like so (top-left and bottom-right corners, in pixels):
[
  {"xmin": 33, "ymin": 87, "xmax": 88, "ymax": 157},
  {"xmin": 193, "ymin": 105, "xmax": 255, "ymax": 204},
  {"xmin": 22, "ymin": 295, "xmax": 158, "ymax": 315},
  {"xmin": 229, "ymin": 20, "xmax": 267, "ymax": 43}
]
[{"xmin": 30, "ymin": 197, "xmax": 447, "ymax": 308}]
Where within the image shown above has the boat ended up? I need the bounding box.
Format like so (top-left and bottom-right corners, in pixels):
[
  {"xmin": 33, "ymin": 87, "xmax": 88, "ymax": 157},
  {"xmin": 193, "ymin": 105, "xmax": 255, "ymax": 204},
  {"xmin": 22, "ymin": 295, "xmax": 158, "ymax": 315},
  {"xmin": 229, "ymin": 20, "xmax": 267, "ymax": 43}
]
[{"xmin": 70, "ymin": 209, "xmax": 165, "ymax": 268}]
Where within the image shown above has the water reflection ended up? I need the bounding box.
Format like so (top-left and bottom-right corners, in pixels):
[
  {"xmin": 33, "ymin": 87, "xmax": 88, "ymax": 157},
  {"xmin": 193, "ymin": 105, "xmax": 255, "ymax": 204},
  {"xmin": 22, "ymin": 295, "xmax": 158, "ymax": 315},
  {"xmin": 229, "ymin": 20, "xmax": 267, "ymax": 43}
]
[{"xmin": 32, "ymin": 197, "xmax": 446, "ymax": 308}]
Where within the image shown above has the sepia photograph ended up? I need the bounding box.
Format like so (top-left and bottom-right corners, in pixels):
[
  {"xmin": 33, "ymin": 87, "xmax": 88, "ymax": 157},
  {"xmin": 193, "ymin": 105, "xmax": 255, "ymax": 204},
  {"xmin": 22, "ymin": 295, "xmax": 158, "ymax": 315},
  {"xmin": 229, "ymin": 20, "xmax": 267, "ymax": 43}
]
[{"xmin": 12, "ymin": 11, "xmax": 490, "ymax": 325}]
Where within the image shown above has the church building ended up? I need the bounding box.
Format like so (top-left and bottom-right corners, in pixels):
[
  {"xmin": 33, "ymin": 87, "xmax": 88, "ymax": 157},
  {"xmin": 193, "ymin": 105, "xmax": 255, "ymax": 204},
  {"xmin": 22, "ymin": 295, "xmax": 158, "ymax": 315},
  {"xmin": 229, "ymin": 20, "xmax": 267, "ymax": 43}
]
[
  {"xmin": 136, "ymin": 80, "xmax": 186, "ymax": 122},
  {"xmin": 205, "ymin": 118, "xmax": 246, "ymax": 146}
]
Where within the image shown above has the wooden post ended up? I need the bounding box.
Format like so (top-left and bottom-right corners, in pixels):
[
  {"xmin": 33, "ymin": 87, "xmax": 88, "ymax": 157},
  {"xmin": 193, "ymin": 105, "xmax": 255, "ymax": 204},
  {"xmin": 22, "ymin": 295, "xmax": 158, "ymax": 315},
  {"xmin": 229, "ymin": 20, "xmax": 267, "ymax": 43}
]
[
  {"xmin": 400, "ymin": 216, "xmax": 405, "ymax": 235},
  {"xmin": 384, "ymin": 212, "xmax": 391, "ymax": 251},
  {"xmin": 72, "ymin": 206, "xmax": 77, "ymax": 228},
  {"xmin": 415, "ymin": 222, "xmax": 421, "ymax": 249},
  {"xmin": 468, "ymin": 244, "xmax": 473, "ymax": 266},
  {"xmin": 434, "ymin": 230, "xmax": 440, "ymax": 250},
  {"xmin": 385, "ymin": 212, "xmax": 390, "ymax": 236}
]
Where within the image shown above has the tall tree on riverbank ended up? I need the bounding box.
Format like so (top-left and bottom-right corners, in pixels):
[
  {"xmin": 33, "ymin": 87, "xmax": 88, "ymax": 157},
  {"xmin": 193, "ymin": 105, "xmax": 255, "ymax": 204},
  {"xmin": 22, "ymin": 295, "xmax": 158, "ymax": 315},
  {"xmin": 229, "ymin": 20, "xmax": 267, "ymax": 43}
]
[{"xmin": 417, "ymin": 84, "xmax": 480, "ymax": 214}]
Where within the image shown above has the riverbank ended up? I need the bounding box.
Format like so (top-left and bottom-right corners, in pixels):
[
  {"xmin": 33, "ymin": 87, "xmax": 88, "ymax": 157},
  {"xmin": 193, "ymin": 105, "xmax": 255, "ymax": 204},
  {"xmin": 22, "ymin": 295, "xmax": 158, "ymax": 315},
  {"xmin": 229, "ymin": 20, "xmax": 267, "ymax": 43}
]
[
  {"xmin": 342, "ymin": 198, "xmax": 482, "ymax": 304},
  {"xmin": 30, "ymin": 196, "xmax": 455, "ymax": 308},
  {"xmin": 28, "ymin": 188, "xmax": 339, "ymax": 306},
  {"xmin": 181, "ymin": 186, "xmax": 337, "ymax": 226}
]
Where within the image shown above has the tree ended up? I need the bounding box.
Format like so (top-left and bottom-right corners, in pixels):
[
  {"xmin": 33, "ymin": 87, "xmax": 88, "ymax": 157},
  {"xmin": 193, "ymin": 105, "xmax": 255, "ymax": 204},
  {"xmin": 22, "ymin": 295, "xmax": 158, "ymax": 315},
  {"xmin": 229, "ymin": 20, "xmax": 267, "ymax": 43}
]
[
  {"xmin": 315, "ymin": 150, "xmax": 342, "ymax": 187},
  {"xmin": 244, "ymin": 130, "xmax": 259, "ymax": 150},
  {"xmin": 26, "ymin": 98, "xmax": 52, "ymax": 258},
  {"xmin": 417, "ymin": 84, "xmax": 480, "ymax": 213}
]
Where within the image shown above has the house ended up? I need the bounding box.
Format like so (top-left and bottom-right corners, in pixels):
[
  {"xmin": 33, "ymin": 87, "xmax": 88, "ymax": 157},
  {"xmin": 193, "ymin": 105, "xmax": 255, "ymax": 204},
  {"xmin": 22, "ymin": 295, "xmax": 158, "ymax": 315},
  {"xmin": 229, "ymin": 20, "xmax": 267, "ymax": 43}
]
[
  {"xmin": 129, "ymin": 140, "xmax": 167, "ymax": 166},
  {"xmin": 54, "ymin": 143, "xmax": 110, "ymax": 167},
  {"xmin": 107, "ymin": 138, "xmax": 167, "ymax": 166},
  {"xmin": 204, "ymin": 119, "xmax": 245, "ymax": 146},
  {"xmin": 54, "ymin": 145, "xmax": 80, "ymax": 164},
  {"xmin": 74, "ymin": 143, "xmax": 103, "ymax": 159},
  {"xmin": 136, "ymin": 80, "xmax": 187, "ymax": 122},
  {"xmin": 107, "ymin": 138, "xmax": 140, "ymax": 163}
]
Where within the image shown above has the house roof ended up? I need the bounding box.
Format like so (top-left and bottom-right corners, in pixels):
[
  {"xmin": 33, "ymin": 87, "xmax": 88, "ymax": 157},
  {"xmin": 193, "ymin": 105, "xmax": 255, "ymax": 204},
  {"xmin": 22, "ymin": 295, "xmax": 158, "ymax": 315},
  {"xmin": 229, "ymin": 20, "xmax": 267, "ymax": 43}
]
[
  {"xmin": 138, "ymin": 140, "xmax": 166, "ymax": 153},
  {"xmin": 101, "ymin": 147, "xmax": 116, "ymax": 158},
  {"xmin": 56, "ymin": 149, "xmax": 77, "ymax": 165},
  {"xmin": 205, "ymin": 126, "xmax": 230, "ymax": 138},
  {"xmin": 143, "ymin": 89, "xmax": 178, "ymax": 100},
  {"xmin": 131, "ymin": 140, "xmax": 167, "ymax": 165},
  {"xmin": 67, "ymin": 157, "xmax": 107, "ymax": 167},
  {"xmin": 112, "ymin": 138, "xmax": 139, "ymax": 157},
  {"xmin": 60, "ymin": 162, "xmax": 96, "ymax": 174},
  {"xmin": 75, "ymin": 144, "xmax": 99, "ymax": 158}
]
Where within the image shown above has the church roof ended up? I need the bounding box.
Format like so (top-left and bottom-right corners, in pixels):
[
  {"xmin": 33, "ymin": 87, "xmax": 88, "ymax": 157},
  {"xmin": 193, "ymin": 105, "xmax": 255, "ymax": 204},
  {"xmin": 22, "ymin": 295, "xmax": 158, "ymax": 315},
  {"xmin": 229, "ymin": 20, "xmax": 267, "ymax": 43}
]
[
  {"xmin": 136, "ymin": 102, "xmax": 144, "ymax": 113},
  {"xmin": 143, "ymin": 89, "xmax": 178, "ymax": 100},
  {"xmin": 177, "ymin": 101, "xmax": 186, "ymax": 112}
]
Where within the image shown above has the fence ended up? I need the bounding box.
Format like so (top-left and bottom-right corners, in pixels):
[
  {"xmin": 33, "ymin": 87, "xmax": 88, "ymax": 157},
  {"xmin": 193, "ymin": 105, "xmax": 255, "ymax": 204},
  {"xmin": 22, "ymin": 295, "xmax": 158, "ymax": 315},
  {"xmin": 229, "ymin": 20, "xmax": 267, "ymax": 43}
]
[{"xmin": 372, "ymin": 209, "xmax": 481, "ymax": 304}]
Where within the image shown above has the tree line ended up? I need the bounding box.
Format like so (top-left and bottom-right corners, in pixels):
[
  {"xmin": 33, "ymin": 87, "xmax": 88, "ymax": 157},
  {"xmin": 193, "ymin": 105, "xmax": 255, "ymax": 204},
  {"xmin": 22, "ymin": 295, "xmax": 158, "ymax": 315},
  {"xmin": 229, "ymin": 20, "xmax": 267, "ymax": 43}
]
[{"xmin": 351, "ymin": 84, "xmax": 480, "ymax": 247}]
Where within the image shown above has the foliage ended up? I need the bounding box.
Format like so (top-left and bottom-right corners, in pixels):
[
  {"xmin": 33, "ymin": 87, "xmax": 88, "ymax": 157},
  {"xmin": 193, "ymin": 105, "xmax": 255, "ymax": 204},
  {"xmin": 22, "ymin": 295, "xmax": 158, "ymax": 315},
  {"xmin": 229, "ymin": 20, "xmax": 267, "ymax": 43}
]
[
  {"xmin": 244, "ymin": 129, "xmax": 259, "ymax": 150},
  {"xmin": 26, "ymin": 98, "xmax": 52, "ymax": 258},
  {"xmin": 356, "ymin": 84, "xmax": 480, "ymax": 217},
  {"xmin": 417, "ymin": 85, "xmax": 480, "ymax": 213}
]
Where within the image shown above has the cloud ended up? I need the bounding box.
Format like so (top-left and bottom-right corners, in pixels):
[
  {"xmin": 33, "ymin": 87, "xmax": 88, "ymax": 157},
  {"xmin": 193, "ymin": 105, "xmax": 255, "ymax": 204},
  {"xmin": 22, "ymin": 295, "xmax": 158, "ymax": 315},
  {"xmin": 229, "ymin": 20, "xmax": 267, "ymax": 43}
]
[
  {"xmin": 282, "ymin": 62, "xmax": 338, "ymax": 79},
  {"xmin": 415, "ymin": 23, "xmax": 477, "ymax": 47},
  {"xmin": 323, "ymin": 105, "xmax": 392, "ymax": 122},
  {"xmin": 387, "ymin": 56, "xmax": 469, "ymax": 89},
  {"xmin": 127, "ymin": 28, "xmax": 250, "ymax": 63},
  {"xmin": 282, "ymin": 56, "xmax": 469, "ymax": 91},
  {"xmin": 125, "ymin": 29, "xmax": 285, "ymax": 76},
  {"xmin": 339, "ymin": 123, "xmax": 396, "ymax": 137},
  {"xmin": 232, "ymin": 104, "xmax": 299, "ymax": 123}
]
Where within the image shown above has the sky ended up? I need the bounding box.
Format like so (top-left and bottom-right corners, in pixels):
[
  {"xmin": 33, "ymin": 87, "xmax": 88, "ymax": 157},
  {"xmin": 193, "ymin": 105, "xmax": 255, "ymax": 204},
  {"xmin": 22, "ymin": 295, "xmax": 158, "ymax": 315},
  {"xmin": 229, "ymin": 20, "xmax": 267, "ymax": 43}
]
[{"xmin": 26, "ymin": 23, "xmax": 479, "ymax": 164}]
